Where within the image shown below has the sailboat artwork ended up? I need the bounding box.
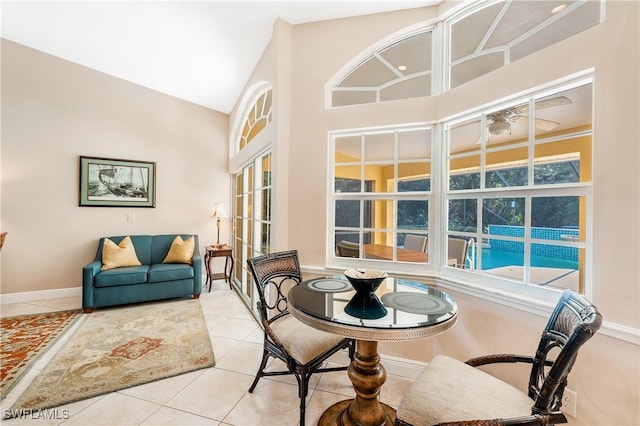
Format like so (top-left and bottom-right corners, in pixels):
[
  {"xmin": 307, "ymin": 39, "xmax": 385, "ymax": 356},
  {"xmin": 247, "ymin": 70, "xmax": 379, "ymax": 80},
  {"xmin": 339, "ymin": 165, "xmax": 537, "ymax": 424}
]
[
  {"xmin": 79, "ymin": 156, "xmax": 156, "ymax": 207},
  {"xmin": 88, "ymin": 164, "xmax": 149, "ymax": 201}
]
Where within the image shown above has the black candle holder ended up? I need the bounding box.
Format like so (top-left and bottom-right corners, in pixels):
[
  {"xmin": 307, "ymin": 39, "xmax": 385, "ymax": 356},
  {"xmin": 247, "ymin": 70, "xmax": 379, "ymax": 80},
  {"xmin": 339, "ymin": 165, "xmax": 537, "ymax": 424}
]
[{"xmin": 343, "ymin": 269, "xmax": 389, "ymax": 319}]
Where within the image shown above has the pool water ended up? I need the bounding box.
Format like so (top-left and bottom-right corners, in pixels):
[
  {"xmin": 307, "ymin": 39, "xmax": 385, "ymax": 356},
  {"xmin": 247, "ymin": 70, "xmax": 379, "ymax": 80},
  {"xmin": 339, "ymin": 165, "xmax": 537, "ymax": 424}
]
[{"xmin": 472, "ymin": 249, "xmax": 579, "ymax": 270}]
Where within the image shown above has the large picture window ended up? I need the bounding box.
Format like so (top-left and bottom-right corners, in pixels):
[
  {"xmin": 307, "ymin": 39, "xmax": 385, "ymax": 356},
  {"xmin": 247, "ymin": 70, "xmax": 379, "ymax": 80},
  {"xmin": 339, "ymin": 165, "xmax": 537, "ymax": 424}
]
[
  {"xmin": 325, "ymin": 0, "xmax": 600, "ymax": 295},
  {"xmin": 446, "ymin": 79, "xmax": 592, "ymax": 294},
  {"xmin": 330, "ymin": 126, "xmax": 432, "ymax": 270}
]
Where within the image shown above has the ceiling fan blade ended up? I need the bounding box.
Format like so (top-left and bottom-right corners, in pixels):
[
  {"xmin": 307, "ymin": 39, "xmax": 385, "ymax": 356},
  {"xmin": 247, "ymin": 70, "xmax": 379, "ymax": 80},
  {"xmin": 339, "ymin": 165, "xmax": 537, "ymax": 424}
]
[
  {"xmin": 514, "ymin": 96, "xmax": 572, "ymax": 114},
  {"xmin": 535, "ymin": 95, "xmax": 572, "ymax": 110},
  {"xmin": 534, "ymin": 117, "xmax": 560, "ymax": 131},
  {"xmin": 511, "ymin": 115, "xmax": 559, "ymax": 131}
]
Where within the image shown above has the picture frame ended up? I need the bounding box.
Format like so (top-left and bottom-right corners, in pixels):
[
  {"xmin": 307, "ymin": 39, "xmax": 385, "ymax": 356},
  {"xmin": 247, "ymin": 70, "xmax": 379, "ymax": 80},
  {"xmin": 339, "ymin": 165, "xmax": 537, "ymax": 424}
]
[{"xmin": 79, "ymin": 156, "xmax": 156, "ymax": 207}]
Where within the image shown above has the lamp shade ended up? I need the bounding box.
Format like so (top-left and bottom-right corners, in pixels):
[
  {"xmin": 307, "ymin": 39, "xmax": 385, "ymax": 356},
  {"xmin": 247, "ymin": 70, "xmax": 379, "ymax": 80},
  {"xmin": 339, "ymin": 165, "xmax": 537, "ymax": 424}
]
[
  {"xmin": 214, "ymin": 202, "xmax": 228, "ymax": 219},
  {"xmin": 489, "ymin": 119, "xmax": 511, "ymax": 135}
]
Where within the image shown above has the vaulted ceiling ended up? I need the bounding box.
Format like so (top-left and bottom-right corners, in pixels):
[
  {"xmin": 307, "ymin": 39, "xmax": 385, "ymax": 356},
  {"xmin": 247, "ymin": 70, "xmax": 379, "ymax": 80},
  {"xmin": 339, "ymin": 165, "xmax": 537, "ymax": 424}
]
[{"xmin": 1, "ymin": 1, "xmax": 441, "ymax": 113}]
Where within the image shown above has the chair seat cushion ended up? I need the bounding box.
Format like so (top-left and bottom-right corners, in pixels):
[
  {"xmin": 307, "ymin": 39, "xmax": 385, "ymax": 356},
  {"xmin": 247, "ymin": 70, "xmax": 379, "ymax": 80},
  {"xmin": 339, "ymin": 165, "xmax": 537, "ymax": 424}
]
[
  {"xmin": 396, "ymin": 355, "xmax": 534, "ymax": 426},
  {"xmin": 271, "ymin": 315, "xmax": 347, "ymax": 364}
]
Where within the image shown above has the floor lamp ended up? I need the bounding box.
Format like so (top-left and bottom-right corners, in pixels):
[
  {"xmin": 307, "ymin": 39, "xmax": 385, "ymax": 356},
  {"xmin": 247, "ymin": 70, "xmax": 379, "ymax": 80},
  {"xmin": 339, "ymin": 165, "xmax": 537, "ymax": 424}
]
[{"xmin": 213, "ymin": 202, "xmax": 228, "ymax": 248}]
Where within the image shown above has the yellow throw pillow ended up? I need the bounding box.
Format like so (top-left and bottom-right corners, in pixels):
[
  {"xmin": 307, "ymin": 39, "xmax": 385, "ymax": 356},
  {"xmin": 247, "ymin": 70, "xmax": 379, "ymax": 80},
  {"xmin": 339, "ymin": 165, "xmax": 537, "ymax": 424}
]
[
  {"xmin": 101, "ymin": 236, "xmax": 142, "ymax": 271},
  {"xmin": 163, "ymin": 235, "xmax": 195, "ymax": 265}
]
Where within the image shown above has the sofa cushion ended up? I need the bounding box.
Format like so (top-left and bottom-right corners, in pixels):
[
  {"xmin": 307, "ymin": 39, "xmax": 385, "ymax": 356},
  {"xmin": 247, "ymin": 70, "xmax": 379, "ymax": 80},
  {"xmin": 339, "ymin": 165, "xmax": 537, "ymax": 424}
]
[
  {"xmin": 148, "ymin": 263, "xmax": 195, "ymax": 283},
  {"xmin": 163, "ymin": 235, "xmax": 195, "ymax": 264},
  {"xmin": 150, "ymin": 234, "xmax": 189, "ymax": 264},
  {"xmin": 101, "ymin": 236, "xmax": 142, "ymax": 271},
  {"xmin": 95, "ymin": 265, "xmax": 150, "ymax": 287}
]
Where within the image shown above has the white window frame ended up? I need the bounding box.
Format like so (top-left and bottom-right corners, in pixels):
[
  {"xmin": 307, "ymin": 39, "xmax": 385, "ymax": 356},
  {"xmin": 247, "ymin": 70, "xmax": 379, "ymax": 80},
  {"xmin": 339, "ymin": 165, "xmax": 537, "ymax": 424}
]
[
  {"xmin": 326, "ymin": 25, "xmax": 436, "ymax": 108},
  {"xmin": 326, "ymin": 74, "xmax": 594, "ymax": 303},
  {"xmin": 441, "ymin": 74, "xmax": 594, "ymax": 300},
  {"xmin": 327, "ymin": 124, "xmax": 434, "ymax": 276},
  {"xmin": 443, "ymin": 0, "xmax": 604, "ymax": 90}
]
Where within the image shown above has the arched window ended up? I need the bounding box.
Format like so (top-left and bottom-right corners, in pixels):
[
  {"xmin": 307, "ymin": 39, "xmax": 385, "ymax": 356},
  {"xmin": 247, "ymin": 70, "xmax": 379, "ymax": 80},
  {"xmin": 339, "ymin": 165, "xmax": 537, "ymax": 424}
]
[
  {"xmin": 447, "ymin": 1, "xmax": 602, "ymax": 88},
  {"xmin": 231, "ymin": 85, "xmax": 273, "ymax": 307},
  {"xmin": 329, "ymin": 29, "xmax": 433, "ymax": 108},
  {"xmin": 238, "ymin": 87, "xmax": 272, "ymax": 151},
  {"xmin": 327, "ymin": 1, "xmax": 603, "ymax": 107}
]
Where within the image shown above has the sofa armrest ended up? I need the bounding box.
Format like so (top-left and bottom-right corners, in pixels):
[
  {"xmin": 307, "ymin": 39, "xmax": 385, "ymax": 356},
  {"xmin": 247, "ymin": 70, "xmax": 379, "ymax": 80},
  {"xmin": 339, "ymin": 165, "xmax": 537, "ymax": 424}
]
[
  {"xmin": 82, "ymin": 260, "xmax": 102, "ymax": 310},
  {"xmin": 192, "ymin": 254, "xmax": 203, "ymax": 294}
]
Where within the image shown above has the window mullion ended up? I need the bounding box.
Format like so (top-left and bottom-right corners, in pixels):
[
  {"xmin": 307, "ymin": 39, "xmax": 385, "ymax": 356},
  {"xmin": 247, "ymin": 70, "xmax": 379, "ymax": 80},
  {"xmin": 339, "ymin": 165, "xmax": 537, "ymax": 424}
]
[
  {"xmin": 432, "ymin": 20, "xmax": 445, "ymax": 96},
  {"xmin": 528, "ymin": 99, "xmax": 536, "ymax": 187},
  {"xmin": 433, "ymin": 123, "xmax": 445, "ymax": 270}
]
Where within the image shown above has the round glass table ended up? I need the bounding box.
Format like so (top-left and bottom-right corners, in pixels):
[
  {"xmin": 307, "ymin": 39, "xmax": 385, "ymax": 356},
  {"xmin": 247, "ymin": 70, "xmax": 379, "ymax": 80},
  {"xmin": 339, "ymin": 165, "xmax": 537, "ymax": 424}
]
[{"xmin": 288, "ymin": 276, "xmax": 458, "ymax": 426}]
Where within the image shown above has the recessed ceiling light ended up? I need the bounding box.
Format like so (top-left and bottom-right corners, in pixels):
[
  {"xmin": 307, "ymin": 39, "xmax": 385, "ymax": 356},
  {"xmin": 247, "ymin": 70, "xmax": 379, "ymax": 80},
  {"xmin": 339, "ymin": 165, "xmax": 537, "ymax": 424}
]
[
  {"xmin": 551, "ymin": 4, "xmax": 567, "ymax": 13},
  {"xmin": 398, "ymin": 65, "xmax": 407, "ymax": 71}
]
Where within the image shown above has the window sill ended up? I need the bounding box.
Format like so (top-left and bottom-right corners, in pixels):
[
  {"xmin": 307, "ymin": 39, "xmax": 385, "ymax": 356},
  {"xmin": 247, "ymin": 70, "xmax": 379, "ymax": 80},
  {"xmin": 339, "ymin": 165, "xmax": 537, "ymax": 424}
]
[{"xmin": 311, "ymin": 263, "xmax": 640, "ymax": 346}]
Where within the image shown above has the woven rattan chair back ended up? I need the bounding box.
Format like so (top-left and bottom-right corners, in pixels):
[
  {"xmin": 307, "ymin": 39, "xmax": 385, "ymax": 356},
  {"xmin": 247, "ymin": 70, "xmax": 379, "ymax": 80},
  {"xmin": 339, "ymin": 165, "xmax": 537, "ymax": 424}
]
[
  {"xmin": 246, "ymin": 250, "xmax": 354, "ymax": 426},
  {"xmin": 463, "ymin": 289, "xmax": 602, "ymax": 418},
  {"xmin": 528, "ymin": 290, "xmax": 602, "ymax": 413},
  {"xmin": 396, "ymin": 290, "xmax": 601, "ymax": 426},
  {"xmin": 247, "ymin": 250, "xmax": 301, "ymax": 323}
]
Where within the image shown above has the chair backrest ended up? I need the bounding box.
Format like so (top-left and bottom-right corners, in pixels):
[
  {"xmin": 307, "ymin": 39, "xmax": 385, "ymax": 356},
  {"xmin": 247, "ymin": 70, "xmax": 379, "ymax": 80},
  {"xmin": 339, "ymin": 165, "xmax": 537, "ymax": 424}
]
[
  {"xmin": 336, "ymin": 240, "xmax": 360, "ymax": 258},
  {"xmin": 247, "ymin": 250, "xmax": 302, "ymax": 325},
  {"xmin": 404, "ymin": 235, "xmax": 428, "ymax": 252},
  {"xmin": 447, "ymin": 237, "xmax": 469, "ymax": 268},
  {"xmin": 528, "ymin": 290, "xmax": 602, "ymax": 414}
]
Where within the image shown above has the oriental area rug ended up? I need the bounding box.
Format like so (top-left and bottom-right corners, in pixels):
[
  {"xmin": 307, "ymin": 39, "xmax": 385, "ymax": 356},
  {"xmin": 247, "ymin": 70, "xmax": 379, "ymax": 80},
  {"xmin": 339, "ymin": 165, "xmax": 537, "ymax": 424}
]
[
  {"xmin": 1, "ymin": 309, "xmax": 83, "ymax": 401},
  {"xmin": 9, "ymin": 299, "xmax": 215, "ymax": 415}
]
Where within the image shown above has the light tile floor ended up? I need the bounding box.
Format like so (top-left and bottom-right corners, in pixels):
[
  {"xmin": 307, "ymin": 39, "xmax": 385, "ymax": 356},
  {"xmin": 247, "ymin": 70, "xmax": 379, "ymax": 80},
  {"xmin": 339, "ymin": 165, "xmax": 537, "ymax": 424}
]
[{"xmin": 0, "ymin": 281, "xmax": 414, "ymax": 426}]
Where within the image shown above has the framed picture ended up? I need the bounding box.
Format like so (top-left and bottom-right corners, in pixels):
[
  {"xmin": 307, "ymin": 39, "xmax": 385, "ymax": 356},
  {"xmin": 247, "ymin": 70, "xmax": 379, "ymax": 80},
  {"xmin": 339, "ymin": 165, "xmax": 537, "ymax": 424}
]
[{"xmin": 79, "ymin": 156, "xmax": 156, "ymax": 207}]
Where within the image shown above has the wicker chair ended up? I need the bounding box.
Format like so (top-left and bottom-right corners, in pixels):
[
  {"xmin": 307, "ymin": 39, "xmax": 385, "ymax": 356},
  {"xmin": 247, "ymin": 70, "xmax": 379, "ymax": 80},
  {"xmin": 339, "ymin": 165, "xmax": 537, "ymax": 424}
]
[
  {"xmin": 395, "ymin": 289, "xmax": 602, "ymax": 426},
  {"xmin": 247, "ymin": 250, "xmax": 355, "ymax": 426}
]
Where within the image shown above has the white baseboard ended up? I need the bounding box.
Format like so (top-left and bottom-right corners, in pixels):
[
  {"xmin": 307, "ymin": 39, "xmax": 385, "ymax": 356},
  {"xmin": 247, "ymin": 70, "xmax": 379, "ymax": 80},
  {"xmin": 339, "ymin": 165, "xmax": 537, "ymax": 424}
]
[
  {"xmin": 379, "ymin": 354, "xmax": 428, "ymax": 378},
  {"xmin": 0, "ymin": 287, "xmax": 82, "ymax": 305},
  {"xmin": 328, "ymin": 349, "xmax": 427, "ymax": 379}
]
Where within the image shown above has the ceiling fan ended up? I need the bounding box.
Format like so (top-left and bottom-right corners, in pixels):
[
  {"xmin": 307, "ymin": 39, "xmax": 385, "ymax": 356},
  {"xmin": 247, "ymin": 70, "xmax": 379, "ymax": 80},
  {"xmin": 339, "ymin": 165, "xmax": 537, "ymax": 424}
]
[{"xmin": 479, "ymin": 95, "xmax": 572, "ymax": 142}]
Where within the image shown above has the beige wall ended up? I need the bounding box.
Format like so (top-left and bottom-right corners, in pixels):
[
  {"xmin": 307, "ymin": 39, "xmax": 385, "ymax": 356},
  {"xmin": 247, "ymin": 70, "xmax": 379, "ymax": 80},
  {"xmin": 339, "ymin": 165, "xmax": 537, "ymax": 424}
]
[
  {"xmin": 288, "ymin": 8, "xmax": 439, "ymax": 265},
  {"xmin": 236, "ymin": 3, "xmax": 639, "ymax": 425},
  {"xmin": 1, "ymin": 39, "xmax": 230, "ymax": 295},
  {"xmin": 227, "ymin": 19, "xmax": 294, "ymax": 254},
  {"xmin": 2, "ymin": 1, "xmax": 638, "ymax": 424}
]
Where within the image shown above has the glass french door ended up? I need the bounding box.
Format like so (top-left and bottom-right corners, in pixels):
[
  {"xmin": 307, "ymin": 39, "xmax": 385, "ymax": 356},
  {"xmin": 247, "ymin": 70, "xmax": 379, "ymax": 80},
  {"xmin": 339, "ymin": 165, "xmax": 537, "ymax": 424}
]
[{"xmin": 233, "ymin": 151, "xmax": 271, "ymax": 309}]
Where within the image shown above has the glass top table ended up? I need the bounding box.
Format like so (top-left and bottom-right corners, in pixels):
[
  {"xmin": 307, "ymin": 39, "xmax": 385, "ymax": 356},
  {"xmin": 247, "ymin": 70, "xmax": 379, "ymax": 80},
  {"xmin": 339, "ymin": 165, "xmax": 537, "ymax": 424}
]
[{"xmin": 288, "ymin": 276, "xmax": 458, "ymax": 426}]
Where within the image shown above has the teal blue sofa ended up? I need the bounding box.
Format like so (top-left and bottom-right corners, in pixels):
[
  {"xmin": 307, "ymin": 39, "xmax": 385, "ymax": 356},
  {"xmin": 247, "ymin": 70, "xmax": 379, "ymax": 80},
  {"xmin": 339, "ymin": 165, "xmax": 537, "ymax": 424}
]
[{"xmin": 82, "ymin": 234, "xmax": 202, "ymax": 313}]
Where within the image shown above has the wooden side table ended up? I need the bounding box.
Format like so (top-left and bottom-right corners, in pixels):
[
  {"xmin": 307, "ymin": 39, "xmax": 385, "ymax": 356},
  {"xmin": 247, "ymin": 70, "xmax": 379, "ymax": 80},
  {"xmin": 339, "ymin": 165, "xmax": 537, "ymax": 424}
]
[{"xmin": 204, "ymin": 245, "xmax": 234, "ymax": 291}]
